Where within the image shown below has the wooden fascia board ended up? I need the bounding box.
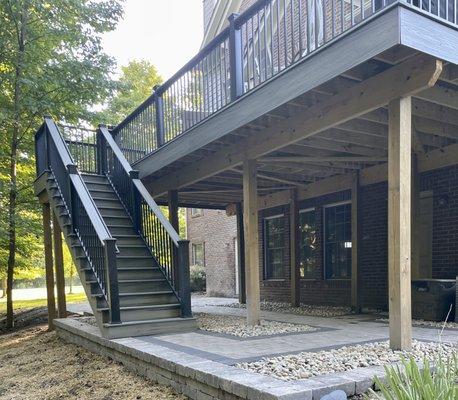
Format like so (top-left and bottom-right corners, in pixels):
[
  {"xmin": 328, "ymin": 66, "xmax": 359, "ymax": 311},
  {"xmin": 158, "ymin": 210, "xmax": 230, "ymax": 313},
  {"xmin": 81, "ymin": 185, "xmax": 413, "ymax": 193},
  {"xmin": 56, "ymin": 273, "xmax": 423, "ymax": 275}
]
[{"xmin": 399, "ymin": 6, "xmax": 458, "ymax": 65}]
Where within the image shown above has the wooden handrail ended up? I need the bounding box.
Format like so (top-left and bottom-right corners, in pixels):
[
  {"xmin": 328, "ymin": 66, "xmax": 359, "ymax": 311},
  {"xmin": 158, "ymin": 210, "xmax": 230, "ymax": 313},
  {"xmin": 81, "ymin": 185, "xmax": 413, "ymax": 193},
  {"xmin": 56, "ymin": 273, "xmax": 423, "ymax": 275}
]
[{"xmin": 99, "ymin": 125, "xmax": 181, "ymax": 245}]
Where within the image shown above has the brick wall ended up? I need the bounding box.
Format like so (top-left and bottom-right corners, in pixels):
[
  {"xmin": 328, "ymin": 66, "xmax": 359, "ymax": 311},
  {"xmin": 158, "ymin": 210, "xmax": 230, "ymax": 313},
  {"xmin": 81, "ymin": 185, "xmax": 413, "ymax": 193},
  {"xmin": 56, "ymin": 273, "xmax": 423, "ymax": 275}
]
[
  {"xmin": 257, "ymin": 165, "xmax": 458, "ymax": 309},
  {"xmin": 186, "ymin": 208, "xmax": 238, "ymax": 297}
]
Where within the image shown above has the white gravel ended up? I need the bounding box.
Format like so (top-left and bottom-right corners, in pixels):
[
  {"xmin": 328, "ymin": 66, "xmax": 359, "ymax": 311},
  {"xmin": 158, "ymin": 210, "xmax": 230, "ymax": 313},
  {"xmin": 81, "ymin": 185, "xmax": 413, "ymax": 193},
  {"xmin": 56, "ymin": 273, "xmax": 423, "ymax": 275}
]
[
  {"xmin": 196, "ymin": 313, "xmax": 317, "ymax": 338},
  {"xmin": 376, "ymin": 317, "xmax": 458, "ymax": 330},
  {"xmin": 236, "ymin": 340, "xmax": 457, "ymax": 380},
  {"xmin": 221, "ymin": 300, "xmax": 353, "ymax": 317}
]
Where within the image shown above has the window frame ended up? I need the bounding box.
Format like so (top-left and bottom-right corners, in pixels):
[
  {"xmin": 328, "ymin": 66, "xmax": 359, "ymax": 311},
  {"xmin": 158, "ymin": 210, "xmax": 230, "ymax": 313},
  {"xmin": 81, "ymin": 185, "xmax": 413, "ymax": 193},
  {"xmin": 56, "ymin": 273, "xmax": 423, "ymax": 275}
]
[
  {"xmin": 298, "ymin": 207, "xmax": 317, "ymax": 280},
  {"xmin": 263, "ymin": 213, "xmax": 286, "ymax": 281},
  {"xmin": 190, "ymin": 208, "xmax": 203, "ymax": 217},
  {"xmin": 191, "ymin": 242, "xmax": 205, "ymax": 266},
  {"xmin": 323, "ymin": 200, "xmax": 352, "ymax": 281}
]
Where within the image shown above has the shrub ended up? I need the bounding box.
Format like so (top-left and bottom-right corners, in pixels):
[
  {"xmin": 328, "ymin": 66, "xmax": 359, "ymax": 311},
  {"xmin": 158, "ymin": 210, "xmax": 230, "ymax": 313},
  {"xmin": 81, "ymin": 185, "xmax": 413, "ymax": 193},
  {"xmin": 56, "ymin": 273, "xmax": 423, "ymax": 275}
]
[
  {"xmin": 368, "ymin": 354, "xmax": 457, "ymax": 400},
  {"xmin": 190, "ymin": 264, "xmax": 206, "ymax": 292}
]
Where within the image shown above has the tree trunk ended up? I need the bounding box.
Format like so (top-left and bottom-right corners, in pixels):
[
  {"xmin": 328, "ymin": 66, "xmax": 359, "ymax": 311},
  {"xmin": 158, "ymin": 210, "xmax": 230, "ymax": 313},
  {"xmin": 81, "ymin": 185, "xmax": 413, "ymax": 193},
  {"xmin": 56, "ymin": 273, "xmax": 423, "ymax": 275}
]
[
  {"xmin": 0, "ymin": 278, "xmax": 6, "ymax": 298},
  {"xmin": 6, "ymin": 3, "xmax": 28, "ymax": 330}
]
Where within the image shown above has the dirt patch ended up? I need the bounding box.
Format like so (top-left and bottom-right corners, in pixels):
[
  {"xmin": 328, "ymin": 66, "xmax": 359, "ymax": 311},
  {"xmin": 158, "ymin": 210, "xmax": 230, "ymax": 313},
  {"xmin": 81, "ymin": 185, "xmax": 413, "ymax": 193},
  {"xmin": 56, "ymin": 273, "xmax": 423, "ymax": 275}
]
[
  {"xmin": 0, "ymin": 307, "xmax": 49, "ymax": 333},
  {"xmin": 0, "ymin": 324, "xmax": 184, "ymax": 400}
]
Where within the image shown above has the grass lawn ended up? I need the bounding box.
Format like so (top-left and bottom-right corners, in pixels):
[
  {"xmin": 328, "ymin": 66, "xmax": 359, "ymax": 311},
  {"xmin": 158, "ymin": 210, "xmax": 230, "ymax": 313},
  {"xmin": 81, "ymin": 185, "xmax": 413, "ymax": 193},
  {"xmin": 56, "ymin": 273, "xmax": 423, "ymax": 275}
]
[{"xmin": 0, "ymin": 292, "xmax": 87, "ymax": 313}]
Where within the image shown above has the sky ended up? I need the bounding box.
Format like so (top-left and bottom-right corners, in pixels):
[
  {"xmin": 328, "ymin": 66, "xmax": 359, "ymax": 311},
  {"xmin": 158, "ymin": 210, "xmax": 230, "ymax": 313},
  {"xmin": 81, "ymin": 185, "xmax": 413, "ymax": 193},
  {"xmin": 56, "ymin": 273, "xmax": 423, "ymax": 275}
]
[{"xmin": 103, "ymin": 0, "xmax": 204, "ymax": 81}]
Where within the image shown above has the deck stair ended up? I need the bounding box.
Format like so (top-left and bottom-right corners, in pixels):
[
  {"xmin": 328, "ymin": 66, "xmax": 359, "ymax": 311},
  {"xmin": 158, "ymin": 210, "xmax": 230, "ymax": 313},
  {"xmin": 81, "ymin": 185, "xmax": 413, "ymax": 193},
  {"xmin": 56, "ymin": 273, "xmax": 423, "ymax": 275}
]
[{"xmin": 35, "ymin": 117, "xmax": 195, "ymax": 339}]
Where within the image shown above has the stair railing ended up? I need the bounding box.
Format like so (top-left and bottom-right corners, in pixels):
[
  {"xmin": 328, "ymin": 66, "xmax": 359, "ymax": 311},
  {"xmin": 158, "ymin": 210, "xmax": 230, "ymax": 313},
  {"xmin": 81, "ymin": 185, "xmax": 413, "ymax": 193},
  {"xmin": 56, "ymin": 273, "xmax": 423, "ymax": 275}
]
[
  {"xmin": 35, "ymin": 116, "xmax": 121, "ymax": 324},
  {"xmin": 98, "ymin": 124, "xmax": 192, "ymax": 318}
]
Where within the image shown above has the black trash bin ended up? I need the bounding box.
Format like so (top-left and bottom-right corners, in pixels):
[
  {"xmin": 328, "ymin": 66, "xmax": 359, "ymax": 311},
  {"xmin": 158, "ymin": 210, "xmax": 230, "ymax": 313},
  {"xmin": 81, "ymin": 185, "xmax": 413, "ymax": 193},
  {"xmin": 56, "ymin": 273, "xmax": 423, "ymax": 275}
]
[{"xmin": 411, "ymin": 279, "xmax": 456, "ymax": 322}]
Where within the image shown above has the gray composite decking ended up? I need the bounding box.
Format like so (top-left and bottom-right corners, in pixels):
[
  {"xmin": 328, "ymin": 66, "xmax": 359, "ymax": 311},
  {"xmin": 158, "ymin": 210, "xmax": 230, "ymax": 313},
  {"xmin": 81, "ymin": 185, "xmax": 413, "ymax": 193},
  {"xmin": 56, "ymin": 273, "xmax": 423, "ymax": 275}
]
[{"xmin": 135, "ymin": 4, "xmax": 458, "ymax": 188}]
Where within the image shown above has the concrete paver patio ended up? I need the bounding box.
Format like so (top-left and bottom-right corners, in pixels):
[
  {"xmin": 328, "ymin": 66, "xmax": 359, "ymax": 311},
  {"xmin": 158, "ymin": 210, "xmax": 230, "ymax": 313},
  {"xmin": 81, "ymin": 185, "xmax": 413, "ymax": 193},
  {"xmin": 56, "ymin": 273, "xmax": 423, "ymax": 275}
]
[{"xmin": 56, "ymin": 296, "xmax": 457, "ymax": 399}]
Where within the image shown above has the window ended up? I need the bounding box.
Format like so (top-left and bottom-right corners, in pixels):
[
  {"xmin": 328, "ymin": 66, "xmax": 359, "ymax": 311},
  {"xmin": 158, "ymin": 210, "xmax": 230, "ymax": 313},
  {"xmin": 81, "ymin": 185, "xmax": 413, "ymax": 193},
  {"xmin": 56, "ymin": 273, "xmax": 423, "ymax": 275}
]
[
  {"xmin": 264, "ymin": 215, "xmax": 285, "ymax": 279},
  {"xmin": 324, "ymin": 202, "xmax": 352, "ymax": 279},
  {"xmin": 191, "ymin": 243, "xmax": 205, "ymax": 266},
  {"xmin": 299, "ymin": 209, "xmax": 317, "ymax": 279},
  {"xmin": 191, "ymin": 208, "xmax": 202, "ymax": 217}
]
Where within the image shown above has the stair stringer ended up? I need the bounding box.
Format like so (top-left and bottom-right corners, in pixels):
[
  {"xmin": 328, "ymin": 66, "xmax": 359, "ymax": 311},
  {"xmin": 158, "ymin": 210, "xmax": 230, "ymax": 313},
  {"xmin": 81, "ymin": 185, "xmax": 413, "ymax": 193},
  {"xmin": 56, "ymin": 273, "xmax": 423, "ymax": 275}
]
[{"xmin": 44, "ymin": 173, "xmax": 108, "ymax": 335}]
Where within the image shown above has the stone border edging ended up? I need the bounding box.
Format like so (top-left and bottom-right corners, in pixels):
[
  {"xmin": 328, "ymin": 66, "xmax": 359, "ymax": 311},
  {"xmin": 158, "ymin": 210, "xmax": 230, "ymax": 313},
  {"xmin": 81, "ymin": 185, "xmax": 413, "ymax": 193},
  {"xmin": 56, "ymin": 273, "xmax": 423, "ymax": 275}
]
[{"xmin": 54, "ymin": 318, "xmax": 389, "ymax": 400}]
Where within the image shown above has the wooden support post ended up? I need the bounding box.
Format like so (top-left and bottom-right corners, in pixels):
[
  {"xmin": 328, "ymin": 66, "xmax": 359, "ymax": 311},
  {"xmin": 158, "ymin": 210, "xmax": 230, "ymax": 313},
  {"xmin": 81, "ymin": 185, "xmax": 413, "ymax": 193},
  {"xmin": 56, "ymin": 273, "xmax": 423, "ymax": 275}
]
[
  {"xmin": 236, "ymin": 203, "xmax": 246, "ymax": 304},
  {"xmin": 243, "ymin": 159, "xmax": 260, "ymax": 326},
  {"xmin": 42, "ymin": 203, "xmax": 57, "ymax": 330},
  {"xmin": 168, "ymin": 190, "xmax": 179, "ymax": 232},
  {"xmin": 351, "ymin": 171, "xmax": 361, "ymax": 312},
  {"xmin": 52, "ymin": 211, "xmax": 67, "ymax": 318},
  {"xmin": 388, "ymin": 97, "xmax": 412, "ymax": 350},
  {"xmin": 290, "ymin": 188, "xmax": 300, "ymax": 307}
]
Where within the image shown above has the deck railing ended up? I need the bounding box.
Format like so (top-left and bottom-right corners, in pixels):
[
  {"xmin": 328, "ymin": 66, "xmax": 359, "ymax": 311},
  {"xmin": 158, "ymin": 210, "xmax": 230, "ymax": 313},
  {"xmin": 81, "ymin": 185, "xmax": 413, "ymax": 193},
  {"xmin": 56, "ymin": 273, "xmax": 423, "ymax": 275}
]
[
  {"xmin": 111, "ymin": 0, "xmax": 457, "ymax": 164},
  {"xmin": 99, "ymin": 125, "xmax": 192, "ymax": 317}
]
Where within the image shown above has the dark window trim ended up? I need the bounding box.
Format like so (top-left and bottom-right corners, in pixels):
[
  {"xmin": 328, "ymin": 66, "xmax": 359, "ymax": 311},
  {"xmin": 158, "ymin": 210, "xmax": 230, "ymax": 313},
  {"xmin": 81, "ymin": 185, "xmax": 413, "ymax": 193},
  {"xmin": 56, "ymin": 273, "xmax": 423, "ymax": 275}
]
[
  {"xmin": 263, "ymin": 213, "xmax": 286, "ymax": 281},
  {"xmin": 191, "ymin": 242, "xmax": 205, "ymax": 266},
  {"xmin": 323, "ymin": 200, "xmax": 352, "ymax": 281},
  {"xmin": 298, "ymin": 207, "xmax": 317, "ymax": 280}
]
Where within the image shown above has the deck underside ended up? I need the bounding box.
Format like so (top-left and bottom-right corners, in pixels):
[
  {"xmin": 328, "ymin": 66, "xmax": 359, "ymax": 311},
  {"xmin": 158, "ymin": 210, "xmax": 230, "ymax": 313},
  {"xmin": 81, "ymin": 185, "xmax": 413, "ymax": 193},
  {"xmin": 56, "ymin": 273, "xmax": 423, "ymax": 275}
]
[{"xmin": 135, "ymin": 6, "xmax": 458, "ymax": 209}]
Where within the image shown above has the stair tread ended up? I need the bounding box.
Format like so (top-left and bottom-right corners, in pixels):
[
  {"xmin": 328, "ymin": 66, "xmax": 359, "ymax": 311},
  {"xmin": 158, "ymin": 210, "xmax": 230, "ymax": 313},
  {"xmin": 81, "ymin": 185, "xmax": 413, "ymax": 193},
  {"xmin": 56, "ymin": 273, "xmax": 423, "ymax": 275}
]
[
  {"xmin": 119, "ymin": 290, "xmax": 174, "ymax": 297},
  {"xmin": 118, "ymin": 278, "xmax": 167, "ymax": 283},
  {"xmin": 98, "ymin": 303, "xmax": 181, "ymax": 312},
  {"xmin": 86, "ymin": 188, "xmax": 115, "ymax": 193},
  {"xmin": 117, "ymin": 255, "xmax": 152, "ymax": 259},
  {"xmin": 91, "ymin": 290, "xmax": 174, "ymax": 298},
  {"xmin": 103, "ymin": 317, "xmax": 195, "ymax": 328}
]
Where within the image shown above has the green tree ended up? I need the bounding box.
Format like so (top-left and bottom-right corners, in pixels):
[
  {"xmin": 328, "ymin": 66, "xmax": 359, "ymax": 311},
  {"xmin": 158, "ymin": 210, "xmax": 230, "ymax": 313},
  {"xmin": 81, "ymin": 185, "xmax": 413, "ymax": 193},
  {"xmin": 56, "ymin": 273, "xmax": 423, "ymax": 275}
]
[
  {"xmin": 102, "ymin": 59, "xmax": 163, "ymax": 124},
  {"xmin": 0, "ymin": 0, "xmax": 123, "ymax": 329}
]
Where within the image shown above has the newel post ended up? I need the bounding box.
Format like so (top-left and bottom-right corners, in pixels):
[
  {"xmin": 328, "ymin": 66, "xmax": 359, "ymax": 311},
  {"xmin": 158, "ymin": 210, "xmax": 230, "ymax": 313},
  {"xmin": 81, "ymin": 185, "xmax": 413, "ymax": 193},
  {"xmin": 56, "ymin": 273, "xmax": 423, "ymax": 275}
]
[
  {"xmin": 153, "ymin": 85, "xmax": 165, "ymax": 148},
  {"xmin": 228, "ymin": 13, "xmax": 243, "ymax": 101},
  {"xmin": 177, "ymin": 240, "xmax": 192, "ymax": 318},
  {"xmin": 104, "ymin": 238, "xmax": 121, "ymax": 324},
  {"xmin": 97, "ymin": 126, "xmax": 108, "ymax": 175}
]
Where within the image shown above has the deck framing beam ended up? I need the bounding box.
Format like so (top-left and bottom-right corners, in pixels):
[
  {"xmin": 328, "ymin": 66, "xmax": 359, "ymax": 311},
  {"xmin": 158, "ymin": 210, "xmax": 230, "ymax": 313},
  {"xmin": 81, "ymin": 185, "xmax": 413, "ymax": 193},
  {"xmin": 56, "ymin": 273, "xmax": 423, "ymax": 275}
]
[{"xmin": 150, "ymin": 55, "xmax": 442, "ymax": 196}]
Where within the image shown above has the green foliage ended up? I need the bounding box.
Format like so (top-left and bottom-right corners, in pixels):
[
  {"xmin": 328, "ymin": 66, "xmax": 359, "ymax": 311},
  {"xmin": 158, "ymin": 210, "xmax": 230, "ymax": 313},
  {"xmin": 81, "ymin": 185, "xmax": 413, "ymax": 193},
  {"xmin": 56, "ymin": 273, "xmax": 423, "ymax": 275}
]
[
  {"xmin": 190, "ymin": 264, "xmax": 206, "ymax": 292},
  {"xmin": 101, "ymin": 59, "xmax": 162, "ymax": 124},
  {"xmin": 369, "ymin": 355, "xmax": 458, "ymax": 400},
  {"xmin": 0, "ymin": 0, "xmax": 123, "ymax": 290}
]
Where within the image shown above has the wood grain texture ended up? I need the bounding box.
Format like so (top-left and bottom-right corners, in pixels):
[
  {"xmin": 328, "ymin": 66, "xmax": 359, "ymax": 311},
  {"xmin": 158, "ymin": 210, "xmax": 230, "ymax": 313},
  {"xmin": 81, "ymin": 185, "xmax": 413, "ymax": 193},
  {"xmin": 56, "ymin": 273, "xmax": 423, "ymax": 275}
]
[
  {"xmin": 42, "ymin": 203, "xmax": 57, "ymax": 329},
  {"xmin": 388, "ymin": 96, "xmax": 412, "ymax": 350},
  {"xmin": 243, "ymin": 160, "xmax": 261, "ymax": 326}
]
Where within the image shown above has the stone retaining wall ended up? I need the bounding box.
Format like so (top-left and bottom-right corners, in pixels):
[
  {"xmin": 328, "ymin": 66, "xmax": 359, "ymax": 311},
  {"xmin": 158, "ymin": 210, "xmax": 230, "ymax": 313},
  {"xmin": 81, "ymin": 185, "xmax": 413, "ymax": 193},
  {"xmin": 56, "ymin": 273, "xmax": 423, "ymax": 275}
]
[{"xmin": 55, "ymin": 318, "xmax": 389, "ymax": 400}]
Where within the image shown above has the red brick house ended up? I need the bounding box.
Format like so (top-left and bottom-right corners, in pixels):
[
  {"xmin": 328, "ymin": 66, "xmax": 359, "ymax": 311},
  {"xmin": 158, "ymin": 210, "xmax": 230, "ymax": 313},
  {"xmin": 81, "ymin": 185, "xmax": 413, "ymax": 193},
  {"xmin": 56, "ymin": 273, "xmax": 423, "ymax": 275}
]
[{"xmin": 186, "ymin": 208, "xmax": 238, "ymax": 297}]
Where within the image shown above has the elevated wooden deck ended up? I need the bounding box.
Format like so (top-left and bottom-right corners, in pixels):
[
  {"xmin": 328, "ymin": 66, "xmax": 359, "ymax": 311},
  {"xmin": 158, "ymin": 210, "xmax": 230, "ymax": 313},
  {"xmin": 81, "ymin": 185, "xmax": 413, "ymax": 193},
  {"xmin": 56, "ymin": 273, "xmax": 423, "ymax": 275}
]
[{"xmin": 124, "ymin": 3, "xmax": 458, "ymax": 209}]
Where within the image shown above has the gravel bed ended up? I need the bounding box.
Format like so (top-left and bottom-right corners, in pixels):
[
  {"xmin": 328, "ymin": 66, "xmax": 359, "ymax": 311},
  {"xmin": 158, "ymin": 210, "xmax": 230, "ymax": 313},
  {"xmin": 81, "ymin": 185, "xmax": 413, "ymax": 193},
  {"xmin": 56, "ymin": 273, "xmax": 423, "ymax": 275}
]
[
  {"xmin": 196, "ymin": 313, "xmax": 317, "ymax": 338},
  {"xmin": 236, "ymin": 340, "xmax": 457, "ymax": 380},
  {"xmin": 221, "ymin": 300, "xmax": 353, "ymax": 317},
  {"xmin": 376, "ymin": 317, "xmax": 458, "ymax": 330}
]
